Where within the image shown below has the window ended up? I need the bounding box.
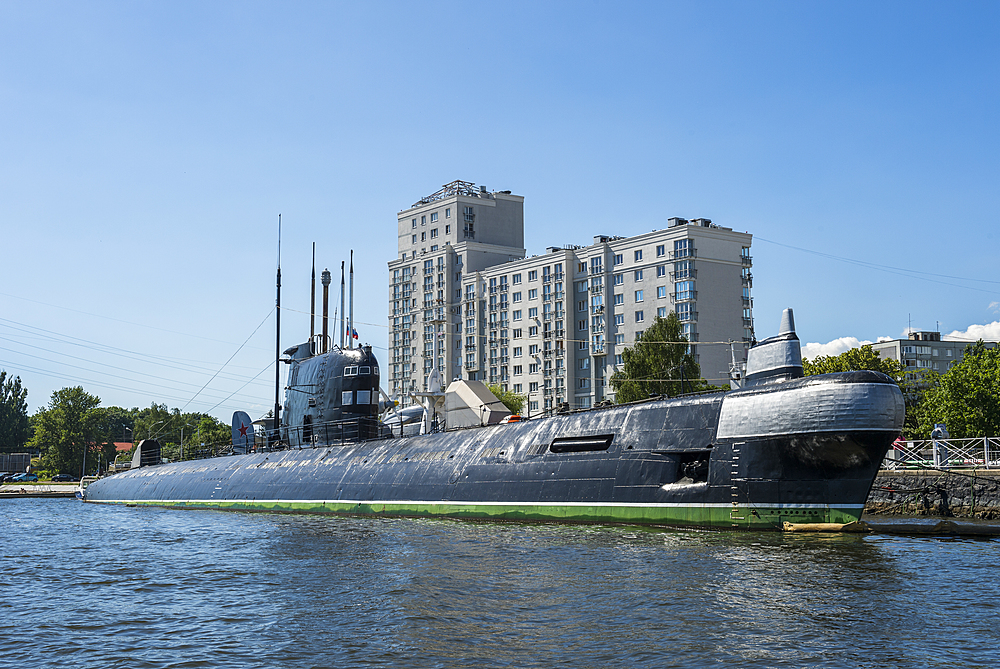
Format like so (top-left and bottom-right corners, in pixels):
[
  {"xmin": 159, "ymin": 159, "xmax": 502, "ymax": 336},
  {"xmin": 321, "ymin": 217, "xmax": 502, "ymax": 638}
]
[
  {"xmin": 528, "ymin": 270, "xmax": 538, "ymax": 281},
  {"xmin": 613, "ymin": 273, "xmax": 623, "ymax": 286},
  {"xmin": 578, "ymin": 262, "xmax": 587, "ymax": 273},
  {"xmin": 421, "ymin": 215, "xmax": 426, "ymax": 225},
  {"xmin": 431, "ymin": 212, "xmax": 438, "ymax": 222},
  {"xmin": 421, "ymin": 231, "xmax": 426, "ymax": 241},
  {"xmin": 529, "ymin": 344, "xmax": 540, "ymax": 355},
  {"xmin": 657, "ymin": 307, "xmax": 667, "ymax": 318},
  {"xmin": 634, "ymin": 270, "xmax": 643, "ymax": 281},
  {"xmin": 579, "ymin": 358, "xmax": 590, "ymax": 370},
  {"xmin": 613, "ymin": 293, "xmax": 624, "ymax": 306},
  {"xmin": 635, "ymin": 310, "xmax": 644, "ymax": 322},
  {"xmin": 635, "ymin": 290, "xmax": 643, "ymax": 302},
  {"xmin": 657, "ymin": 265, "xmax": 666, "ymax": 277},
  {"xmin": 513, "ymin": 309, "xmax": 522, "ymax": 321},
  {"xmin": 614, "ymin": 314, "xmax": 624, "ymax": 326},
  {"xmin": 528, "ymin": 288, "xmax": 538, "ymax": 300},
  {"xmin": 430, "ymin": 245, "xmax": 438, "ymax": 251},
  {"xmin": 446, "ymin": 208, "xmax": 451, "ymax": 218},
  {"xmin": 513, "ymin": 365, "xmax": 523, "ymax": 375},
  {"xmin": 657, "ymin": 286, "xmax": 667, "ymax": 299},
  {"xmin": 675, "ymin": 280, "xmax": 695, "ymax": 301},
  {"xmin": 579, "ymin": 340, "xmax": 588, "ymax": 350},
  {"xmin": 613, "ymin": 253, "xmax": 623, "ymax": 265},
  {"xmin": 578, "ymin": 300, "xmax": 586, "ymax": 312},
  {"xmin": 578, "ymin": 378, "xmax": 590, "ymax": 389},
  {"xmin": 445, "ymin": 224, "xmax": 451, "ymax": 234},
  {"xmin": 634, "ymin": 250, "xmax": 642, "ymax": 261},
  {"xmin": 674, "ymin": 239, "xmax": 692, "ymax": 258},
  {"xmin": 529, "ymin": 363, "xmax": 539, "ymax": 373},
  {"xmin": 513, "ymin": 383, "xmax": 522, "ymax": 393},
  {"xmin": 656, "ymin": 244, "xmax": 665, "ymax": 257},
  {"xmin": 529, "ymin": 326, "xmax": 538, "ymax": 336},
  {"xmin": 615, "ymin": 354, "xmax": 623, "ymax": 366},
  {"xmin": 514, "ymin": 346, "xmax": 522, "ymax": 357},
  {"xmin": 578, "ymin": 320, "xmax": 587, "ymax": 331},
  {"xmin": 615, "ymin": 333, "xmax": 624, "ymax": 344},
  {"xmin": 411, "ymin": 235, "xmax": 417, "ymax": 243},
  {"xmin": 528, "ymin": 307, "xmax": 538, "ymax": 318},
  {"xmin": 412, "ymin": 219, "xmax": 417, "ymax": 228},
  {"xmin": 430, "ymin": 228, "xmax": 438, "ymax": 238},
  {"xmin": 513, "ymin": 273, "xmax": 522, "ymax": 284},
  {"xmin": 513, "ymin": 291, "xmax": 522, "ymax": 302},
  {"xmin": 529, "ymin": 382, "xmax": 539, "ymax": 392},
  {"xmin": 513, "ymin": 328, "xmax": 522, "ymax": 338},
  {"xmin": 464, "ymin": 206, "xmax": 475, "ymax": 222}
]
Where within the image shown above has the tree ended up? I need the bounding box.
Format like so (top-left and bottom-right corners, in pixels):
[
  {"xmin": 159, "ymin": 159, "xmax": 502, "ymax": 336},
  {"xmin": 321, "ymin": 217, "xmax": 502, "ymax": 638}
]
[
  {"xmin": 802, "ymin": 344, "xmax": 904, "ymax": 379},
  {"xmin": 488, "ymin": 384, "xmax": 526, "ymax": 415},
  {"xmin": 610, "ymin": 313, "xmax": 713, "ymax": 403},
  {"xmin": 914, "ymin": 341, "xmax": 1000, "ymax": 439},
  {"xmin": 30, "ymin": 387, "xmax": 112, "ymax": 476},
  {"xmin": 0, "ymin": 371, "xmax": 30, "ymax": 452}
]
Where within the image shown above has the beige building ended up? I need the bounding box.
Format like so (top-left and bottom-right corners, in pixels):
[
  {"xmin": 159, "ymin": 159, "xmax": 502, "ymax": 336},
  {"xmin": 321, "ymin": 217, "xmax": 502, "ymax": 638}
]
[
  {"xmin": 387, "ymin": 181, "xmax": 754, "ymax": 413},
  {"xmin": 872, "ymin": 331, "xmax": 995, "ymax": 374}
]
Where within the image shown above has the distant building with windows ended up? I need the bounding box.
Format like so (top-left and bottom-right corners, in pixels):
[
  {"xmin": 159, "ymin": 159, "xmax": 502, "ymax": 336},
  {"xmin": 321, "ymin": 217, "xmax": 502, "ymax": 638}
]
[
  {"xmin": 387, "ymin": 181, "xmax": 753, "ymax": 413},
  {"xmin": 872, "ymin": 331, "xmax": 996, "ymax": 374}
]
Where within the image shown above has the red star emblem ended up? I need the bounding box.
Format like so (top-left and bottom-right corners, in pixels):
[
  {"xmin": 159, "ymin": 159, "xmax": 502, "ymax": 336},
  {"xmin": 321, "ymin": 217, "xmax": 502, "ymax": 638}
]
[{"xmin": 238, "ymin": 422, "xmax": 249, "ymax": 438}]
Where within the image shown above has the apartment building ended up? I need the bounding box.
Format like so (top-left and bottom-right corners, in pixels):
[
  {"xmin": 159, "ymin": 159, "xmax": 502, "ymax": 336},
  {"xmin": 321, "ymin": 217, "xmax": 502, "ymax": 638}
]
[
  {"xmin": 387, "ymin": 180, "xmax": 525, "ymax": 397},
  {"xmin": 387, "ymin": 182, "xmax": 754, "ymax": 413},
  {"xmin": 872, "ymin": 331, "xmax": 996, "ymax": 374}
]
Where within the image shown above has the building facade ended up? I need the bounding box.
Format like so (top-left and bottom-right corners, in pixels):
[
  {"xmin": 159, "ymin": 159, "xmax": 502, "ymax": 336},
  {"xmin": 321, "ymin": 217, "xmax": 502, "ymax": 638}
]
[
  {"xmin": 387, "ymin": 181, "xmax": 754, "ymax": 414},
  {"xmin": 872, "ymin": 331, "xmax": 995, "ymax": 374}
]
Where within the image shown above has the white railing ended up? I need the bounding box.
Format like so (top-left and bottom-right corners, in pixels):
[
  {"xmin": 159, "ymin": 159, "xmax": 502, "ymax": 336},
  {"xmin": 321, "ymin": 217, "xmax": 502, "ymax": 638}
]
[{"xmin": 882, "ymin": 437, "xmax": 1000, "ymax": 470}]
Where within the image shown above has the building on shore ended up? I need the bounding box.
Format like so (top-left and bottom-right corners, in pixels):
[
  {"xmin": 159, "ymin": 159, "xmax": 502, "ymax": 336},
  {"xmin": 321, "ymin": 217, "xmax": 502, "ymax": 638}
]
[
  {"xmin": 387, "ymin": 180, "xmax": 753, "ymax": 412},
  {"xmin": 872, "ymin": 331, "xmax": 996, "ymax": 375}
]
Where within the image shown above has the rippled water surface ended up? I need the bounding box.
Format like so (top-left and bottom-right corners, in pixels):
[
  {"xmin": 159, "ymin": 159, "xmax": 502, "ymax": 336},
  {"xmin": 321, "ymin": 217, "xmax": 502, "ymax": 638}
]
[{"xmin": 2, "ymin": 499, "xmax": 999, "ymax": 668}]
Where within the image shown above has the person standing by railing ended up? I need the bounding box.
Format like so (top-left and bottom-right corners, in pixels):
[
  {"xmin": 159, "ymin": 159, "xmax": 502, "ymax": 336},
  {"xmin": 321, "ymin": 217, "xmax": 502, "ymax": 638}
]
[{"xmin": 932, "ymin": 424, "xmax": 950, "ymax": 468}]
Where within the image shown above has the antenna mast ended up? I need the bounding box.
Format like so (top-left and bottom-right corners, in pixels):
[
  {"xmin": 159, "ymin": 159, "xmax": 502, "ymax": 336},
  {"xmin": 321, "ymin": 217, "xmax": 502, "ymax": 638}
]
[{"xmin": 274, "ymin": 214, "xmax": 282, "ymax": 434}]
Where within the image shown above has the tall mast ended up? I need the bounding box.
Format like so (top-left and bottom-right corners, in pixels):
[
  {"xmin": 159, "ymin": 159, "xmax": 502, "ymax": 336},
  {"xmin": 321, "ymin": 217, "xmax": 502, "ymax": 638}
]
[
  {"xmin": 274, "ymin": 214, "xmax": 282, "ymax": 431},
  {"xmin": 309, "ymin": 242, "xmax": 316, "ymax": 346},
  {"xmin": 349, "ymin": 250, "xmax": 355, "ymax": 349},
  {"xmin": 339, "ymin": 261, "xmax": 346, "ymax": 349}
]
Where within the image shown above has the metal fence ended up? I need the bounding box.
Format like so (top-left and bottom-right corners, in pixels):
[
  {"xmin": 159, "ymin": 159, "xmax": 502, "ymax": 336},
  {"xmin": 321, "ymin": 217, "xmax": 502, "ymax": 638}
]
[{"xmin": 883, "ymin": 437, "xmax": 1000, "ymax": 470}]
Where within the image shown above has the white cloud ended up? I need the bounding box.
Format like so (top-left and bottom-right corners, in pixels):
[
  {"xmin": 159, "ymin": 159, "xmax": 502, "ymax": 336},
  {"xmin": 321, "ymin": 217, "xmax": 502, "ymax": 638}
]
[
  {"xmin": 801, "ymin": 337, "xmax": 873, "ymax": 360},
  {"xmin": 944, "ymin": 321, "xmax": 1000, "ymax": 343},
  {"xmin": 989, "ymin": 301, "xmax": 1000, "ymax": 314}
]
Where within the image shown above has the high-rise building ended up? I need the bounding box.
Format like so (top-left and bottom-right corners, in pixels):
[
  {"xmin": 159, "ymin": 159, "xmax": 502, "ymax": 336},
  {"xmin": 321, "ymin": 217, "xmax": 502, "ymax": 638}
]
[
  {"xmin": 387, "ymin": 180, "xmax": 525, "ymax": 397},
  {"xmin": 387, "ymin": 182, "xmax": 754, "ymax": 412}
]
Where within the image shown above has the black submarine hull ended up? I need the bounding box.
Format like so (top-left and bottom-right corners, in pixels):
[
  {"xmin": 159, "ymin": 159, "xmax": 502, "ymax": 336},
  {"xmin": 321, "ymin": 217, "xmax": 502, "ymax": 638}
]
[{"xmin": 84, "ymin": 371, "xmax": 903, "ymax": 530}]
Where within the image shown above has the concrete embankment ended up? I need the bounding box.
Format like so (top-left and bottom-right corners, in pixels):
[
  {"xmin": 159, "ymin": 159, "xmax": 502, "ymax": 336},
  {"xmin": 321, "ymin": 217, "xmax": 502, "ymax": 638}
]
[
  {"xmin": 867, "ymin": 470, "xmax": 1000, "ymax": 519},
  {"xmin": 0, "ymin": 484, "xmax": 77, "ymax": 498}
]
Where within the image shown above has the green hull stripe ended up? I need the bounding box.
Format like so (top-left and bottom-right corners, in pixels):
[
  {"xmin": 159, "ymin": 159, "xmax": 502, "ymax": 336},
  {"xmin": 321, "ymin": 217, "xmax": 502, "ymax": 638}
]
[{"xmin": 87, "ymin": 498, "xmax": 864, "ymax": 529}]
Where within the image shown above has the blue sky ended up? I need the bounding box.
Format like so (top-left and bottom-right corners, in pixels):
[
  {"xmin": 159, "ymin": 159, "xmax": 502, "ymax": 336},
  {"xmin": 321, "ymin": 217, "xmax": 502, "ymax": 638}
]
[{"xmin": 2, "ymin": 1, "xmax": 998, "ymax": 421}]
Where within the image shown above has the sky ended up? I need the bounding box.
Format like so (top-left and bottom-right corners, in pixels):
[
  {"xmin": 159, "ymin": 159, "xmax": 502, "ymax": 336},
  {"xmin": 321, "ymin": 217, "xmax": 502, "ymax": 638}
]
[{"xmin": 1, "ymin": 1, "xmax": 998, "ymax": 423}]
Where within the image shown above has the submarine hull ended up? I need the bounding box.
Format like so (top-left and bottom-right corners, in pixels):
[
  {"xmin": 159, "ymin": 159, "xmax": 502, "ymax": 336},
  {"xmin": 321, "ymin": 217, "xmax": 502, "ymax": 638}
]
[{"xmin": 84, "ymin": 371, "xmax": 903, "ymax": 530}]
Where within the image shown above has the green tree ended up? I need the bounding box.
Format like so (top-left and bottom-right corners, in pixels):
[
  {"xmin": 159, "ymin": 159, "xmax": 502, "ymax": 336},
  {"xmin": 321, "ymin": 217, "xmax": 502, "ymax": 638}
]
[
  {"xmin": 0, "ymin": 371, "xmax": 31, "ymax": 452},
  {"xmin": 915, "ymin": 341, "xmax": 1000, "ymax": 438},
  {"xmin": 802, "ymin": 344, "xmax": 904, "ymax": 379},
  {"xmin": 610, "ymin": 313, "xmax": 713, "ymax": 403},
  {"xmin": 30, "ymin": 387, "xmax": 112, "ymax": 476},
  {"xmin": 488, "ymin": 384, "xmax": 526, "ymax": 415}
]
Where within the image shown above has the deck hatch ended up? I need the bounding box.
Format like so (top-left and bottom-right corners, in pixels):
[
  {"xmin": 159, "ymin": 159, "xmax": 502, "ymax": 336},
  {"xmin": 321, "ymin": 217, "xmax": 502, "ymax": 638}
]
[{"xmin": 549, "ymin": 434, "xmax": 614, "ymax": 453}]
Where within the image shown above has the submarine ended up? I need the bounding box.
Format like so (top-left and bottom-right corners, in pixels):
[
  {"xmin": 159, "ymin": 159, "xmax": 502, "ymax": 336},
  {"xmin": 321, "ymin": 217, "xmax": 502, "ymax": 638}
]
[{"xmin": 83, "ymin": 303, "xmax": 904, "ymax": 530}]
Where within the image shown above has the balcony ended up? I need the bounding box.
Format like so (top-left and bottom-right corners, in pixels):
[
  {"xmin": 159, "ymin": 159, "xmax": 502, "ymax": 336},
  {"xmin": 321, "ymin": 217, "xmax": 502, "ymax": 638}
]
[
  {"xmin": 542, "ymin": 274, "xmax": 552, "ymax": 283},
  {"xmin": 742, "ymin": 297, "xmax": 752, "ymax": 308},
  {"xmin": 554, "ymin": 273, "xmax": 564, "ymax": 281},
  {"xmin": 589, "ymin": 266, "xmax": 604, "ymax": 275},
  {"xmin": 589, "ymin": 284, "xmax": 604, "ymax": 294},
  {"xmin": 671, "ymin": 291, "xmax": 697, "ymax": 303},
  {"xmin": 742, "ymin": 273, "xmax": 753, "ymax": 287},
  {"xmin": 554, "ymin": 329, "xmax": 565, "ymax": 338},
  {"xmin": 743, "ymin": 317, "xmax": 754, "ymax": 328},
  {"xmin": 678, "ymin": 311, "xmax": 699, "ymax": 323},
  {"xmin": 543, "ymin": 313, "xmax": 553, "ymax": 321},
  {"xmin": 553, "ymin": 291, "xmax": 565, "ymax": 299},
  {"xmin": 669, "ymin": 269, "xmax": 697, "ymax": 281},
  {"xmin": 741, "ymin": 254, "xmax": 752, "ymax": 266},
  {"xmin": 669, "ymin": 248, "xmax": 697, "ymax": 260}
]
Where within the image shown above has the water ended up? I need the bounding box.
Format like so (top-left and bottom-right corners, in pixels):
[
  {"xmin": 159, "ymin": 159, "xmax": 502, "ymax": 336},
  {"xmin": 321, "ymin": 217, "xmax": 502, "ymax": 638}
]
[{"xmin": 2, "ymin": 500, "xmax": 998, "ymax": 668}]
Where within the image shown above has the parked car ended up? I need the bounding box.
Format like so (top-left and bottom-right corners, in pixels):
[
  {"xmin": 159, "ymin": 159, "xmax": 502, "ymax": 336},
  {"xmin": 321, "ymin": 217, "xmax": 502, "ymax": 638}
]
[
  {"xmin": 0, "ymin": 473, "xmax": 19, "ymax": 483},
  {"xmin": 51, "ymin": 474, "xmax": 76, "ymax": 482},
  {"xmin": 10, "ymin": 473, "xmax": 39, "ymax": 483}
]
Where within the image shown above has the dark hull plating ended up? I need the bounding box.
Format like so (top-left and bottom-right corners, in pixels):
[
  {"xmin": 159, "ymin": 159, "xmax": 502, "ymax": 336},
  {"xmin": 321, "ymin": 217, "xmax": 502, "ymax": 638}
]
[{"xmin": 85, "ymin": 372, "xmax": 904, "ymax": 530}]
